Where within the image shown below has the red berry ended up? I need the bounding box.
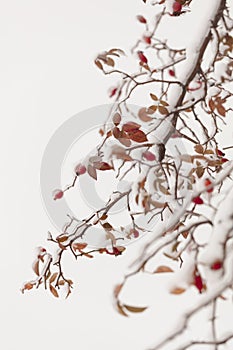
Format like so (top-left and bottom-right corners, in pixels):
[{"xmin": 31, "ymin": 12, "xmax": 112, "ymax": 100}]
[
  {"xmin": 137, "ymin": 15, "xmax": 147, "ymax": 24},
  {"xmin": 168, "ymin": 69, "xmax": 175, "ymax": 77},
  {"xmin": 105, "ymin": 247, "xmax": 121, "ymax": 256},
  {"xmin": 192, "ymin": 196, "xmax": 204, "ymax": 205},
  {"xmin": 138, "ymin": 51, "xmax": 148, "ymax": 64},
  {"xmin": 221, "ymin": 158, "xmax": 229, "ymax": 163},
  {"xmin": 133, "ymin": 229, "xmax": 140, "ymax": 238},
  {"xmin": 211, "ymin": 260, "xmax": 222, "ymax": 270},
  {"xmin": 173, "ymin": 1, "xmax": 182, "ymax": 13},
  {"xmin": 109, "ymin": 87, "xmax": 117, "ymax": 98},
  {"xmin": 143, "ymin": 151, "xmax": 156, "ymax": 161},
  {"xmin": 194, "ymin": 273, "xmax": 203, "ymax": 293},
  {"xmin": 53, "ymin": 189, "xmax": 64, "ymax": 200},
  {"xmin": 75, "ymin": 163, "xmax": 87, "ymax": 175},
  {"xmin": 143, "ymin": 35, "xmax": 151, "ymax": 45},
  {"xmin": 217, "ymin": 149, "xmax": 225, "ymax": 157},
  {"xmin": 204, "ymin": 178, "xmax": 213, "ymax": 193},
  {"xmin": 39, "ymin": 247, "xmax": 46, "ymax": 253},
  {"xmin": 113, "ymin": 247, "xmax": 122, "ymax": 256}
]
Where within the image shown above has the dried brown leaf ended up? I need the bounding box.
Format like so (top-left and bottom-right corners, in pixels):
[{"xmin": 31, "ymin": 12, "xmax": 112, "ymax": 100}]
[
  {"xmin": 148, "ymin": 105, "xmax": 157, "ymax": 113},
  {"xmin": 159, "ymin": 184, "xmax": 171, "ymax": 195},
  {"xmin": 88, "ymin": 164, "xmax": 97, "ymax": 180},
  {"xmin": 103, "ymin": 222, "xmax": 113, "ymax": 231},
  {"xmin": 154, "ymin": 266, "xmax": 174, "ymax": 273},
  {"xmin": 32, "ymin": 260, "xmax": 40, "ymax": 276},
  {"xmin": 170, "ymin": 287, "xmax": 186, "ymax": 295},
  {"xmin": 114, "ymin": 284, "xmax": 123, "ymax": 298},
  {"xmin": 138, "ymin": 107, "xmax": 153, "ymax": 122},
  {"xmin": 57, "ymin": 235, "xmax": 68, "ymax": 243},
  {"xmin": 123, "ymin": 305, "xmax": 148, "ymax": 313},
  {"xmin": 150, "ymin": 93, "xmax": 158, "ymax": 101},
  {"xmin": 94, "ymin": 59, "xmax": 103, "ymax": 70},
  {"xmin": 50, "ymin": 285, "xmax": 59, "ymax": 298},
  {"xmin": 116, "ymin": 302, "xmax": 128, "ymax": 317},
  {"xmin": 194, "ymin": 144, "xmax": 204, "ymax": 154},
  {"xmin": 49, "ymin": 273, "xmax": 58, "ymax": 284},
  {"xmin": 216, "ymin": 104, "xmax": 226, "ymax": 117},
  {"xmin": 158, "ymin": 105, "xmax": 169, "ymax": 115},
  {"xmin": 196, "ymin": 166, "xmax": 205, "ymax": 178},
  {"xmin": 128, "ymin": 130, "xmax": 148, "ymax": 143}
]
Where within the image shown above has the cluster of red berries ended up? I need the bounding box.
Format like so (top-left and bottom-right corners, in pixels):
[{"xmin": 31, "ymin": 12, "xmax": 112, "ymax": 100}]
[{"xmin": 217, "ymin": 149, "xmax": 228, "ymax": 163}]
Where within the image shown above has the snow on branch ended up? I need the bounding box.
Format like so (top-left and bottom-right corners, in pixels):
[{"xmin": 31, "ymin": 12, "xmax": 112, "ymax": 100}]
[{"xmin": 23, "ymin": 0, "xmax": 233, "ymax": 348}]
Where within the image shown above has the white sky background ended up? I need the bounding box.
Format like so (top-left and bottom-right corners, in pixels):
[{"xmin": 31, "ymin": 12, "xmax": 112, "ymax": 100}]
[{"xmin": 0, "ymin": 1, "xmax": 233, "ymax": 350}]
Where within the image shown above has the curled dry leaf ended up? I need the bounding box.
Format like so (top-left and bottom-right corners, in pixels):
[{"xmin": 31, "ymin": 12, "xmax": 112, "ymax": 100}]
[
  {"xmin": 170, "ymin": 287, "xmax": 186, "ymax": 295},
  {"xmin": 72, "ymin": 242, "xmax": 88, "ymax": 251},
  {"xmin": 116, "ymin": 302, "xmax": 128, "ymax": 317},
  {"xmin": 95, "ymin": 162, "xmax": 113, "ymax": 171},
  {"xmin": 123, "ymin": 305, "xmax": 148, "ymax": 313},
  {"xmin": 23, "ymin": 283, "xmax": 34, "ymax": 292},
  {"xmin": 154, "ymin": 266, "xmax": 174, "ymax": 273},
  {"xmin": 138, "ymin": 107, "xmax": 153, "ymax": 122},
  {"xmin": 32, "ymin": 260, "xmax": 40, "ymax": 276},
  {"xmin": 94, "ymin": 59, "xmax": 103, "ymax": 70},
  {"xmin": 114, "ymin": 283, "xmax": 123, "ymax": 298},
  {"xmin": 56, "ymin": 235, "xmax": 68, "ymax": 243},
  {"xmin": 83, "ymin": 253, "xmax": 94, "ymax": 258}
]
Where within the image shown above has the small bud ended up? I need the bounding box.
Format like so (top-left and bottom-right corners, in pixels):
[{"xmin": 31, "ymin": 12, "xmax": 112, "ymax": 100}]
[
  {"xmin": 194, "ymin": 273, "xmax": 203, "ymax": 293},
  {"xmin": 137, "ymin": 51, "xmax": 148, "ymax": 64},
  {"xmin": 204, "ymin": 178, "xmax": 213, "ymax": 193},
  {"xmin": 168, "ymin": 69, "xmax": 175, "ymax": 77},
  {"xmin": 221, "ymin": 158, "xmax": 229, "ymax": 163},
  {"xmin": 75, "ymin": 163, "xmax": 87, "ymax": 175},
  {"xmin": 53, "ymin": 189, "xmax": 64, "ymax": 200},
  {"xmin": 217, "ymin": 149, "xmax": 225, "ymax": 157},
  {"xmin": 143, "ymin": 35, "xmax": 151, "ymax": 45},
  {"xmin": 109, "ymin": 87, "xmax": 117, "ymax": 98},
  {"xmin": 192, "ymin": 196, "xmax": 204, "ymax": 205},
  {"xmin": 137, "ymin": 15, "xmax": 147, "ymax": 24},
  {"xmin": 112, "ymin": 112, "xmax": 121, "ymax": 126},
  {"xmin": 211, "ymin": 260, "xmax": 222, "ymax": 270}
]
